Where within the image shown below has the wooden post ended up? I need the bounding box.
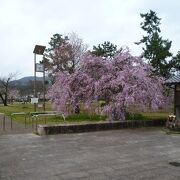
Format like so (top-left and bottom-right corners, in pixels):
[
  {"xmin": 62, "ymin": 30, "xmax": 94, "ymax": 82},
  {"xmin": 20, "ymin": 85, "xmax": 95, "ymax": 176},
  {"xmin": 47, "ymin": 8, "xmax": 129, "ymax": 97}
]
[{"xmin": 175, "ymin": 84, "xmax": 180, "ymax": 120}]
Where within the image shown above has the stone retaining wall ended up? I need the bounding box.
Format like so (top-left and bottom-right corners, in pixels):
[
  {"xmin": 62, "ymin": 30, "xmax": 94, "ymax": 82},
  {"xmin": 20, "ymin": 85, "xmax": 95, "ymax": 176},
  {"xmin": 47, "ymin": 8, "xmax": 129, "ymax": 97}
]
[{"xmin": 37, "ymin": 119, "xmax": 166, "ymax": 135}]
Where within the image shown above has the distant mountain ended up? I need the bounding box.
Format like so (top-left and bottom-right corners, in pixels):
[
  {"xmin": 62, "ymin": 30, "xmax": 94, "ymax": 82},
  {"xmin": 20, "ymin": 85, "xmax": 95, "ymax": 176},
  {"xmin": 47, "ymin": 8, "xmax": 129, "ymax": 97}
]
[{"xmin": 11, "ymin": 76, "xmax": 50, "ymax": 86}]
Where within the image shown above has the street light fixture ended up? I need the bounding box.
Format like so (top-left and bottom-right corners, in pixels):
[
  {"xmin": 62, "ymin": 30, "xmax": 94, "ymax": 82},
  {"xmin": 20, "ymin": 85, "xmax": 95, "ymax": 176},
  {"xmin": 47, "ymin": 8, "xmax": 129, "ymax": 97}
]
[{"xmin": 33, "ymin": 45, "xmax": 46, "ymax": 112}]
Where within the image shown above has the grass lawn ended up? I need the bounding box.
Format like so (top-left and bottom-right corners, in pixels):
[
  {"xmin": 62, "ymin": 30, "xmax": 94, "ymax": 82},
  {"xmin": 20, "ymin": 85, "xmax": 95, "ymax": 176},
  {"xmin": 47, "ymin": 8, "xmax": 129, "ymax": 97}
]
[
  {"xmin": 0, "ymin": 102, "xmax": 171, "ymax": 125},
  {"xmin": 141, "ymin": 112, "xmax": 170, "ymax": 120},
  {"xmin": 127, "ymin": 111, "xmax": 170, "ymax": 120},
  {"xmin": 0, "ymin": 103, "xmax": 106, "ymax": 124}
]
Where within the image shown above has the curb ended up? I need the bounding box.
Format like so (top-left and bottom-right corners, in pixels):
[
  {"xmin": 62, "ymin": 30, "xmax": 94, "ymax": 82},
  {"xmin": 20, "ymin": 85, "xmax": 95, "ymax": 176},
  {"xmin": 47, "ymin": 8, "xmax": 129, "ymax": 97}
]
[{"xmin": 37, "ymin": 119, "xmax": 166, "ymax": 135}]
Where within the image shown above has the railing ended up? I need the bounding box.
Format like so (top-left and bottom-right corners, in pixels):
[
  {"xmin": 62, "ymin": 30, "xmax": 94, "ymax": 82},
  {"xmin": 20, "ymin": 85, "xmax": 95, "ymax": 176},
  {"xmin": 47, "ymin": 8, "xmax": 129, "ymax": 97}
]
[
  {"xmin": 0, "ymin": 111, "xmax": 65, "ymax": 131},
  {"xmin": 11, "ymin": 112, "xmax": 28, "ymax": 129},
  {"xmin": 31, "ymin": 111, "xmax": 66, "ymax": 131}
]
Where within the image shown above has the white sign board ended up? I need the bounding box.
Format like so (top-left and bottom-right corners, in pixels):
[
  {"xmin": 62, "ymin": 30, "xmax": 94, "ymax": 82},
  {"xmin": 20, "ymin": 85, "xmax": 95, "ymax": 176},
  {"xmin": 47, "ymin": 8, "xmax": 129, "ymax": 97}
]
[
  {"xmin": 36, "ymin": 63, "xmax": 44, "ymax": 72},
  {"xmin": 31, "ymin": 98, "xmax": 38, "ymax": 104}
]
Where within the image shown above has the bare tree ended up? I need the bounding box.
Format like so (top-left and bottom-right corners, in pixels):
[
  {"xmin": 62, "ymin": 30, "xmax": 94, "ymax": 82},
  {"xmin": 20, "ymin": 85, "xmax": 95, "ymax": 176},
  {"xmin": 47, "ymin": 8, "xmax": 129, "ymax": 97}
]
[
  {"xmin": 67, "ymin": 32, "xmax": 88, "ymax": 70},
  {"xmin": 45, "ymin": 32, "xmax": 88, "ymax": 82},
  {"xmin": 0, "ymin": 73, "xmax": 16, "ymax": 106}
]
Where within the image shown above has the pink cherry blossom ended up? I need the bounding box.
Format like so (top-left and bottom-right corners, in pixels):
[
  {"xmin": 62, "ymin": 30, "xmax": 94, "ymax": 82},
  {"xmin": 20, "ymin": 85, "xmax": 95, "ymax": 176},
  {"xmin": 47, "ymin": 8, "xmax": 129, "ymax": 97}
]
[{"xmin": 48, "ymin": 51, "xmax": 170, "ymax": 120}]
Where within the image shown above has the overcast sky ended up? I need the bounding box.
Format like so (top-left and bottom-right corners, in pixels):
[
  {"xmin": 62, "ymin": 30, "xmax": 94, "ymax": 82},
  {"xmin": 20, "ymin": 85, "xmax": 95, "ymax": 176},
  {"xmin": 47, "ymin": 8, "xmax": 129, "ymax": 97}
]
[{"xmin": 0, "ymin": 0, "xmax": 180, "ymax": 79}]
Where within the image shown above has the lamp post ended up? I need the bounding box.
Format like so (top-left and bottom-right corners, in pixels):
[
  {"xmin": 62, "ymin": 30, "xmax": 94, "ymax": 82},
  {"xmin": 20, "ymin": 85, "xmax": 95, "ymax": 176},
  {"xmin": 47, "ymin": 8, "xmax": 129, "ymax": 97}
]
[{"xmin": 33, "ymin": 45, "xmax": 46, "ymax": 112}]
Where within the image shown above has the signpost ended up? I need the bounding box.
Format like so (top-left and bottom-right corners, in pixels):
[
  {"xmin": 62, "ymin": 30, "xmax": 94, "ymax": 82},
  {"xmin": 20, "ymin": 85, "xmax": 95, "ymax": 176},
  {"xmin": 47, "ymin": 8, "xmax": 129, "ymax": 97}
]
[{"xmin": 33, "ymin": 45, "xmax": 46, "ymax": 112}]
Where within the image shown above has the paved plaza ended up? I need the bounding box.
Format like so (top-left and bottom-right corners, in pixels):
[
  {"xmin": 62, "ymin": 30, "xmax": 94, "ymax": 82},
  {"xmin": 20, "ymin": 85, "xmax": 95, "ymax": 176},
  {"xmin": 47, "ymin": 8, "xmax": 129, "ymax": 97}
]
[{"xmin": 0, "ymin": 128, "xmax": 180, "ymax": 180}]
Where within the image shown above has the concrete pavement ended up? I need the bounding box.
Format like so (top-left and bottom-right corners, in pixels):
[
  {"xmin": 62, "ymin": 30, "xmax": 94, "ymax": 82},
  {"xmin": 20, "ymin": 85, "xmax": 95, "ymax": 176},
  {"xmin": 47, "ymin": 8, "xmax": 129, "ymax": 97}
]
[{"xmin": 0, "ymin": 128, "xmax": 180, "ymax": 180}]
